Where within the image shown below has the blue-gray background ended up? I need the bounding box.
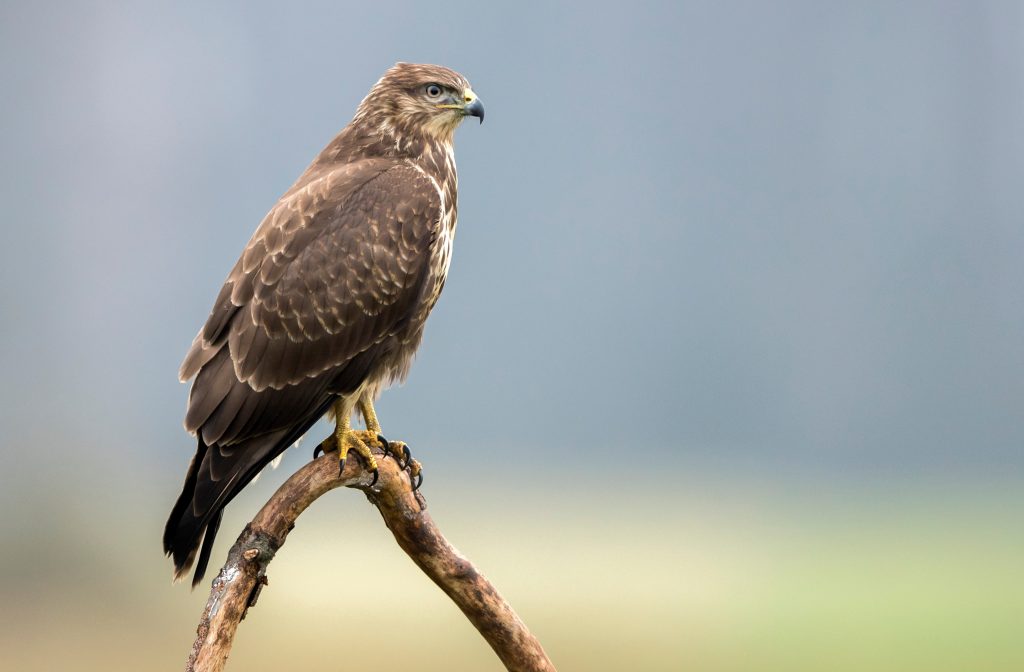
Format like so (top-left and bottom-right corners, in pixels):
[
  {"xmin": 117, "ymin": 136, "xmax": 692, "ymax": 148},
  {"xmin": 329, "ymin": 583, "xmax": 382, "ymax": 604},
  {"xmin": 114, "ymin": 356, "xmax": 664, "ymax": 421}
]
[{"xmin": 1, "ymin": 2, "xmax": 1021, "ymax": 671}]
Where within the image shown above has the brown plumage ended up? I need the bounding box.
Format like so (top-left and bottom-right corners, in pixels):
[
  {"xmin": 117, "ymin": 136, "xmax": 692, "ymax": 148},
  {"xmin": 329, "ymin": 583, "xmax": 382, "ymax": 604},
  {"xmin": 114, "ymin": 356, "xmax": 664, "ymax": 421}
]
[{"xmin": 164, "ymin": 63, "xmax": 484, "ymax": 585}]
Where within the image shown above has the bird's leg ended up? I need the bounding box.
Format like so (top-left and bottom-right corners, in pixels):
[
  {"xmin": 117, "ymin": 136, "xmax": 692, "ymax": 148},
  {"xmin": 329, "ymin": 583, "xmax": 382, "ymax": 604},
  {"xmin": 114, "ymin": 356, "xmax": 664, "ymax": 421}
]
[
  {"xmin": 347, "ymin": 395, "xmax": 387, "ymax": 450},
  {"xmin": 357, "ymin": 396, "xmax": 383, "ymax": 437},
  {"xmin": 315, "ymin": 398, "xmax": 379, "ymax": 484},
  {"xmin": 358, "ymin": 395, "xmax": 423, "ymax": 490}
]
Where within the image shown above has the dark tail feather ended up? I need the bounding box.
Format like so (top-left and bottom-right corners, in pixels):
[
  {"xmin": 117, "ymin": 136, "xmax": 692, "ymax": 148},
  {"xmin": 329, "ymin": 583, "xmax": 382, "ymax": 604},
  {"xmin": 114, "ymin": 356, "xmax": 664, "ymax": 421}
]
[
  {"xmin": 163, "ymin": 433, "xmax": 290, "ymax": 585},
  {"xmin": 162, "ymin": 433, "xmax": 264, "ymax": 586},
  {"xmin": 163, "ymin": 396, "xmax": 335, "ymax": 586},
  {"xmin": 192, "ymin": 509, "xmax": 223, "ymax": 587},
  {"xmin": 163, "ymin": 433, "xmax": 268, "ymax": 586},
  {"xmin": 163, "ymin": 440, "xmax": 208, "ymax": 582}
]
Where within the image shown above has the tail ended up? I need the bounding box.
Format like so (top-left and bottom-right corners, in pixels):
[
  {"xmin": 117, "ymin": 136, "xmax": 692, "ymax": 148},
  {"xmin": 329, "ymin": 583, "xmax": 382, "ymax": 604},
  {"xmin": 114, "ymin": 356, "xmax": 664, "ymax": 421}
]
[
  {"xmin": 167, "ymin": 340, "xmax": 343, "ymax": 587},
  {"xmin": 162, "ymin": 431, "xmax": 288, "ymax": 587},
  {"xmin": 162, "ymin": 437, "xmax": 225, "ymax": 587}
]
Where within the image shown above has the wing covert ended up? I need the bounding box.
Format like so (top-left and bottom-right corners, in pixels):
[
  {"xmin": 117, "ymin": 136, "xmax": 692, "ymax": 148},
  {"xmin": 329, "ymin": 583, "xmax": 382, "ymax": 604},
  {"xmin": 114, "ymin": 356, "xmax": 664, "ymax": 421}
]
[{"xmin": 180, "ymin": 160, "xmax": 442, "ymax": 396}]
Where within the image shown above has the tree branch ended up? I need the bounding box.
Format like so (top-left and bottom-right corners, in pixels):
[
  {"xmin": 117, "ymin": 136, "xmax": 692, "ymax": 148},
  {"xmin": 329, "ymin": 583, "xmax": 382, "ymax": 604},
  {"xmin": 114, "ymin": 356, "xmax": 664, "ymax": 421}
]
[{"xmin": 185, "ymin": 449, "xmax": 556, "ymax": 672}]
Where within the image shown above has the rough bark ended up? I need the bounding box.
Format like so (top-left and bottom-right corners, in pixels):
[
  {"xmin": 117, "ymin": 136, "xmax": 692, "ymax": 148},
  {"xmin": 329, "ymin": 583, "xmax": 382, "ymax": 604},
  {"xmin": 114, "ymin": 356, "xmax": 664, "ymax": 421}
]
[{"xmin": 185, "ymin": 450, "xmax": 556, "ymax": 672}]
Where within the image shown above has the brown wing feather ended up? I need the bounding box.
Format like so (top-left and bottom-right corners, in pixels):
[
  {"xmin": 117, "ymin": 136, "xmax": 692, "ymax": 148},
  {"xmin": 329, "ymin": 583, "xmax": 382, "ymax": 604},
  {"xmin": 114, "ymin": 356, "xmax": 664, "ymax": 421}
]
[
  {"xmin": 182, "ymin": 160, "xmax": 440, "ymax": 436},
  {"xmin": 239, "ymin": 166, "xmax": 438, "ymax": 392}
]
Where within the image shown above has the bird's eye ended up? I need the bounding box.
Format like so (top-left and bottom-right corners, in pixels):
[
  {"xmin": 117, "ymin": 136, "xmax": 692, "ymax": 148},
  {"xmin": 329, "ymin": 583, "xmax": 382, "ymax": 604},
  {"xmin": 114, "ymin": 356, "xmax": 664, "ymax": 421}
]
[{"xmin": 425, "ymin": 84, "xmax": 443, "ymax": 99}]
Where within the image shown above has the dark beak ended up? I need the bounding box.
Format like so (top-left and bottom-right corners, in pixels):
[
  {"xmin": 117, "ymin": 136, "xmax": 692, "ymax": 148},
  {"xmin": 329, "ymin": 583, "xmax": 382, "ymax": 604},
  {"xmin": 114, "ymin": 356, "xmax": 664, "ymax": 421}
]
[{"xmin": 464, "ymin": 97, "xmax": 485, "ymax": 124}]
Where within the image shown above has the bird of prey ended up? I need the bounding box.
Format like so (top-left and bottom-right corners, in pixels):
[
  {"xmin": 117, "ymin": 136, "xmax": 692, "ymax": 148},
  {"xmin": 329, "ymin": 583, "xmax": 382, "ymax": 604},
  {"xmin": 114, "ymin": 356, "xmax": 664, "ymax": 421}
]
[{"xmin": 164, "ymin": 63, "xmax": 484, "ymax": 586}]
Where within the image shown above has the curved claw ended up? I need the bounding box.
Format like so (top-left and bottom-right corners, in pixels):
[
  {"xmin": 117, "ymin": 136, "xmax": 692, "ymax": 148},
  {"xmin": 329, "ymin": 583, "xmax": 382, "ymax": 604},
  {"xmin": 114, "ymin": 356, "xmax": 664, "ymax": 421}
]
[
  {"xmin": 315, "ymin": 437, "xmax": 336, "ymax": 459},
  {"xmin": 369, "ymin": 468, "xmax": 379, "ymax": 487},
  {"xmin": 377, "ymin": 434, "xmax": 391, "ymax": 459},
  {"xmin": 412, "ymin": 470, "xmax": 423, "ymax": 491},
  {"xmin": 337, "ymin": 457, "xmax": 346, "ymax": 475},
  {"xmin": 400, "ymin": 445, "xmax": 412, "ymax": 470}
]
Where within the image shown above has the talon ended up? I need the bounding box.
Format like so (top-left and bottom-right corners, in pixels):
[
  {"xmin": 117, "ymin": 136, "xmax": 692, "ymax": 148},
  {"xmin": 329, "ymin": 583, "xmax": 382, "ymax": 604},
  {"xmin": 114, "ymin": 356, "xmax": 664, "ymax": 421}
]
[
  {"xmin": 315, "ymin": 437, "xmax": 336, "ymax": 459},
  {"xmin": 412, "ymin": 471, "xmax": 423, "ymax": 491},
  {"xmin": 377, "ymin": 434, "xmax": 391, "ymax": 459},
  {"xmin": 348, "ymin": 439, "xmax": 378, "ymax": 474},
  {"xmin": 401, "ymin": 445, "xmax": 412, "ymax": 469},
  {"xmin": 338, "ymin": 456, "xmax": 346, "ymax": 475},
  {"xmin": 369, "ymin": 468, "xmax": 379, "ymax": 487}
]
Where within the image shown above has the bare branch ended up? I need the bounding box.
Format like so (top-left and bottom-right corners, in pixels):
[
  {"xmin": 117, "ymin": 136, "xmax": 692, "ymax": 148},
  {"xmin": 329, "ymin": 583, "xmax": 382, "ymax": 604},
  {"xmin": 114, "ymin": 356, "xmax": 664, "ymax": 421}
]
[{"xmin": 185, "ymin": 451, "xmax": 556, "ymax": 672}]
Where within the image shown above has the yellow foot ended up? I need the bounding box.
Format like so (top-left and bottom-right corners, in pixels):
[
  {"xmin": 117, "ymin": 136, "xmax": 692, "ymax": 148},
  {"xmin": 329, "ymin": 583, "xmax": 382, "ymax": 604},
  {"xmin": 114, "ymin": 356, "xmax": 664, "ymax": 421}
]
[
  {"xmin": 379, "ymin": 438, "xmax": 423, "ymax": 491},
  {"xmin": 407, "ymin": 456, "xmax": 423, "ymax": 491},
  {"xmin": 314, "ymin": 430, "xmax": 380, "ymax": 486},
  {"xmin": 313, "ymin": 431, "xmax": 422, "ymax": 491}
]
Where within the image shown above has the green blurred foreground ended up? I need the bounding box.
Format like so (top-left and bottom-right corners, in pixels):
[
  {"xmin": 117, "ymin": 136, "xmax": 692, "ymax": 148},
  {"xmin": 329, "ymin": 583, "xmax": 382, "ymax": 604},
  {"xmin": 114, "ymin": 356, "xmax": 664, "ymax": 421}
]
[{"xmin": 1, "ymin": 471, "xmax": 1019, "ymax": 671}]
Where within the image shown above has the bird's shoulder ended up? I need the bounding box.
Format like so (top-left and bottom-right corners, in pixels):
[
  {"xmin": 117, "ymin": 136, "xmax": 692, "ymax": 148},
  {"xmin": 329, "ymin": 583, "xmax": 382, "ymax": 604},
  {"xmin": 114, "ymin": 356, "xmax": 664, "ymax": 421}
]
[{"xmin": 246, "ymin": 158, "xmax": 440, "ymax": 262}]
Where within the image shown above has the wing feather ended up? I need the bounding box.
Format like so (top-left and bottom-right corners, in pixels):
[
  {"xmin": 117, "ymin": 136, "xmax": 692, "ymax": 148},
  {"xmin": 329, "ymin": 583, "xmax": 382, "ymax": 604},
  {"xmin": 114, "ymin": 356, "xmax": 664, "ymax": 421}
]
[
  {"xmin": 181, "ymin": 159, "xmax": 441, "ymax": 441},
  {"xmin": 229, "ymin": 165, "xmax": 439, "ymax": 392}
]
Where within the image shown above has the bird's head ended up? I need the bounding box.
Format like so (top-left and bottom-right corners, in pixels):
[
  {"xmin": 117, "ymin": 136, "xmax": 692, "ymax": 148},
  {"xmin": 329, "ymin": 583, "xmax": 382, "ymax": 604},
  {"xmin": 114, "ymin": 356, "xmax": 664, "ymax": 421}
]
[{"xmin": 354, "ymin": 62, "xmax": 484, "ymax": 145}]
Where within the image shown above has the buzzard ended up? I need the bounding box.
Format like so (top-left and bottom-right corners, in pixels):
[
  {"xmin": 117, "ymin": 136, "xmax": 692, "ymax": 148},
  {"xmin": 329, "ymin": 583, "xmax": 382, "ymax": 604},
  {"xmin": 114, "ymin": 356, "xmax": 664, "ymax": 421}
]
[{"xmin": 164, "ymin": 63, "xmax": 484, "ymax": 586}]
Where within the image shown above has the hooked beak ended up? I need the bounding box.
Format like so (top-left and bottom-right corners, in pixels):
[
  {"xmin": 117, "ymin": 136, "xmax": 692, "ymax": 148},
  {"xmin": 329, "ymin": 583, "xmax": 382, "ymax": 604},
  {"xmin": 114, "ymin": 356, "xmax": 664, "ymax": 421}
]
[{"xmin": 462, "ymin": 89, "xmax": 484, "ymax": 124}]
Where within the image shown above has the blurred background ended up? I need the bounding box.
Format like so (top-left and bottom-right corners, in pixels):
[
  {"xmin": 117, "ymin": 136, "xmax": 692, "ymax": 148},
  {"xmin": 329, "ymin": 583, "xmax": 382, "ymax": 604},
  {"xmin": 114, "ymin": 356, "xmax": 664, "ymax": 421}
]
[{"xmin": 1, "ymin": 1, "xmax": 1022, "ymax": 670}]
